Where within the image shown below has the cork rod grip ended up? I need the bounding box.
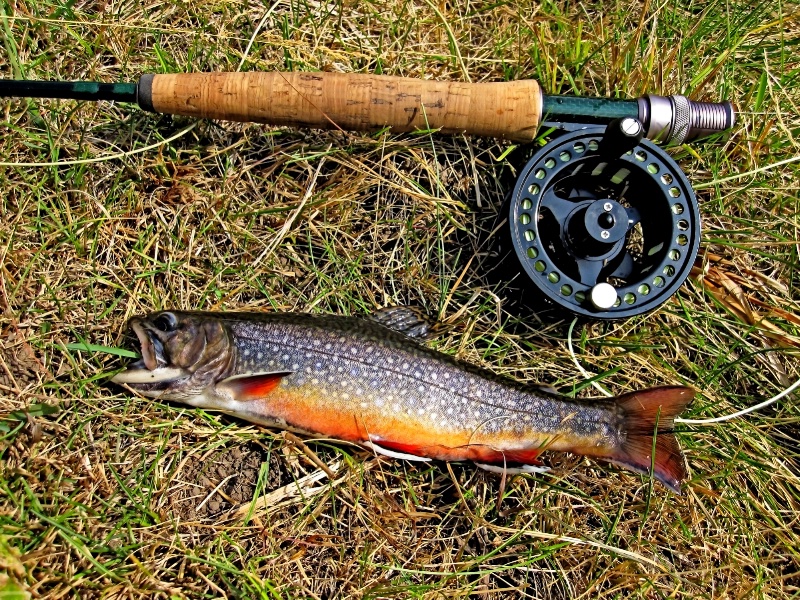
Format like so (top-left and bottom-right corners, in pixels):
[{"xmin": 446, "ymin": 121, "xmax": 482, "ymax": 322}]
[{"xmin": 138, "ymin": 72, "xmax": 542, "ymax": 142}]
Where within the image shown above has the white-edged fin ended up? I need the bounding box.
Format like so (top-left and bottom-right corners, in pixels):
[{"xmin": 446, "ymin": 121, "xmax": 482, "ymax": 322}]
[
  {"xmin": 111, "ymin": 367, "xmax": 186, "ymax": 385},
  {"xmin": 216, "ymin": 371, "xmax": 293, "ymax": 401},
  {"xmin": 363, "ymin": 440, "xmax": 432, "ymax": 462},
  {"xmin": 475, "ymin": 462, "xmax": 551, "ymax": 475}
]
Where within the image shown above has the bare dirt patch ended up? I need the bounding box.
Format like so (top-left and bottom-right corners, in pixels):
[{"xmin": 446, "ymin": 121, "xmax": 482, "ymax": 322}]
[
  {"xmin": 0, "ymin": 327, "xmax": 45, "ymax": 391},
  {"xmin": 167, "ymin": 441, "xmax": 287, "ymax": 522}
]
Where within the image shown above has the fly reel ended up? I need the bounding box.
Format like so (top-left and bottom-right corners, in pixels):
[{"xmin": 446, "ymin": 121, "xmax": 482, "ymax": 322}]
[{"xmin": 508, "ymin": 118, "xmax": 700, "ymax": 319}]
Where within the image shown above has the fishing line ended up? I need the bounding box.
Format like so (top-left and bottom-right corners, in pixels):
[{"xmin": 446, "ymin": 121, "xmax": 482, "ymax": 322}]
[
  {"xmin": 675, "ymin": 378, "xmax": 800, "ymax": 424},
  {"xmin": 237, "ymin": 0, "xmax": 283, "ymax": 72},
  {"xmin": 694, "ymin": 154, "xmax": 800, "ymax": 189},
  {"xmin": 567, "ymin": 317, "xmax": 800, "ymax": 424},
  {"xmin": 566, "ymin": 318, "xmax": 613, "ymax": 398},
  {"xmin": 0, "ymin": 123, "xmax": 197, "ymax": 168}
]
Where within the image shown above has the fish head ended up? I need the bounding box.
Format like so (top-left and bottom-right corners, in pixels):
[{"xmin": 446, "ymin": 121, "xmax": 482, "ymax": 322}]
[{"xmin": 111, "ymin": 311, "xmax": 234, "ymax": 400}]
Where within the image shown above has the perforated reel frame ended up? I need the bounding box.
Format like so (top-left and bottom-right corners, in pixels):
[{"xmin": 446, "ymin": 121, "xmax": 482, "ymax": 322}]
[{"xmin": 508, "ymin": 127, "xmax": 700, "ymax": 319}]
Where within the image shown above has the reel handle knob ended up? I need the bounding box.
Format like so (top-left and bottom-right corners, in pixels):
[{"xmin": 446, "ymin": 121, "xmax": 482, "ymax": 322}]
[
  {"xmin": 597, "ymin": 117, "xmax": 645, "ymax": 158},
  {"xmin": 589, "ymin": 283, "xmax": 618, "ymax": 310}
]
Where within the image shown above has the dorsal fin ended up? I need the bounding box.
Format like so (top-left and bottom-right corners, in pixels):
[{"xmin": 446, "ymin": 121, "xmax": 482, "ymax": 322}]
[{"xmin": 370, "ymin": 306, "xmax": 434, "ymax": 339}]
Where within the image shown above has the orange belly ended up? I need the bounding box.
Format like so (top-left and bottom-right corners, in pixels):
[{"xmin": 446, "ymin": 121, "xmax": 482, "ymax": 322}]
[{"xmin": 242, "ymin": 386, "xmax": 544, "ymax": 466}]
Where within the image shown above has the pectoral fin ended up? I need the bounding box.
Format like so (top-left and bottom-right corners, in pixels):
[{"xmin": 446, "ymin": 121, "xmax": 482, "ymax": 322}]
[{"xmin": 217, "ymin": 371, "xmax": 293, "ymax": 401}]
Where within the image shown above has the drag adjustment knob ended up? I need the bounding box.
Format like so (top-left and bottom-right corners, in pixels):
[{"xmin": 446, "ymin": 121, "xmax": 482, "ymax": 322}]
[{"xmin": 583, "ymin": 200, "xmax": 629, "ymax": 246}]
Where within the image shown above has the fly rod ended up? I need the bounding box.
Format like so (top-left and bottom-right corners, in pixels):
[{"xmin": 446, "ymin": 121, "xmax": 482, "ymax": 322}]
[
  {"xmin": 0, "ymin": 71, "xmax": 738, "ymax": 320},
  {"xmin": 0, "ymin": 72, "xmax": 734, "ymax": 144}
]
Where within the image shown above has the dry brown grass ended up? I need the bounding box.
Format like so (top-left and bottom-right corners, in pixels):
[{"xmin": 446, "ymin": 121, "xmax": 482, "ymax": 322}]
[{"xmin": 1, "ymin": 0, "xmax": 799, "ymax": 598}]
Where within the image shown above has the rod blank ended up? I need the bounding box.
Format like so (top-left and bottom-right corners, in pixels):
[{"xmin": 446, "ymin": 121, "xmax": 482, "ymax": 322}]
[{"xmin": 0, "ymin": 80, "xmax": 137, "ymax": 103}]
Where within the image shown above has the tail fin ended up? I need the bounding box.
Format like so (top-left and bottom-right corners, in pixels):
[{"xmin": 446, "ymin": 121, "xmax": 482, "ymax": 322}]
[{"xmin": 609, "ymin": 386, "xmax": 694, "ymax": 494}]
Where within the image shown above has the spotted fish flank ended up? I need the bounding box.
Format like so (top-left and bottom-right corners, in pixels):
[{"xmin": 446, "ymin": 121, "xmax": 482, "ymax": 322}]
[{"xmin": 111, "ymin": 310, "xmax": 694, "ymax": 493}]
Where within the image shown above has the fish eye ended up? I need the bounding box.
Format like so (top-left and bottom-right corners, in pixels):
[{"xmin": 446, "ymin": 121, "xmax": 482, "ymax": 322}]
[{"xmin": 152, "ymin": 312, "xmax": 178, "ymax": 332}]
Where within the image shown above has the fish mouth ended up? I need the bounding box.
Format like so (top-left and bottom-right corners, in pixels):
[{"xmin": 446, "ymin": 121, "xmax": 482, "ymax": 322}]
[{"xmin": 110, "ymin": 318, "xmax": 186, "ymax": 386}]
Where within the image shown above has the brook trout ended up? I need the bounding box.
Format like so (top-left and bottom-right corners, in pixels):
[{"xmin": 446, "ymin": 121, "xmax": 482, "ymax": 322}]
[{"xmin": 111, "ymin": 308, "xmax": 693, "ymax": 492}]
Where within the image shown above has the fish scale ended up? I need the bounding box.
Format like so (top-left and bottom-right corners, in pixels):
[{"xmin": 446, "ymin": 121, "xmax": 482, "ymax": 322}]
[{"xmin": 112, "ymin": 310, "xmax": 694, "ymax": 492}]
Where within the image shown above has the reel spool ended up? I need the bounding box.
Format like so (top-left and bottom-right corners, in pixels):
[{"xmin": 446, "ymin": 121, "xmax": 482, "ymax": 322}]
[{"xmin": 508, "ymin": 118, "xmax": 699, "ymax": 319}]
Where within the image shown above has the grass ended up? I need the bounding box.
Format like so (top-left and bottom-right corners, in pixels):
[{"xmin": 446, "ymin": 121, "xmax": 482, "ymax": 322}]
[{"xmin": 1, "ymin": 0, "xmax": 799, "ymax": 597}]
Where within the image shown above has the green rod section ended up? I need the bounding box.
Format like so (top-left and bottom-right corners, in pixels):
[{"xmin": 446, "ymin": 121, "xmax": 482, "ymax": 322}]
[
  {"xmin": 0, "ymin": 80, "xmax": 138, "ymax": 103},
  {"xmin": 542, "ymin": 95, "xmax": 639, "ymax": 124}
]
